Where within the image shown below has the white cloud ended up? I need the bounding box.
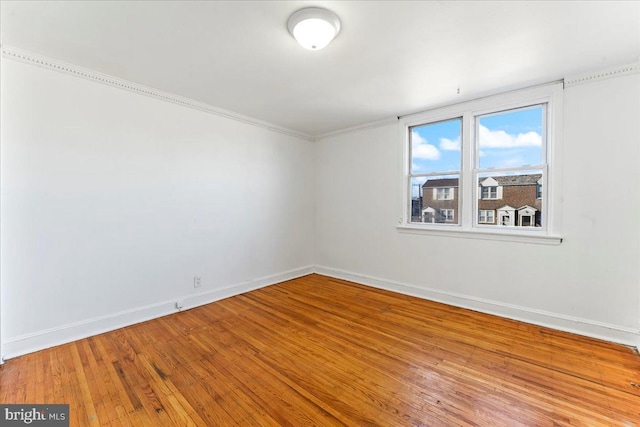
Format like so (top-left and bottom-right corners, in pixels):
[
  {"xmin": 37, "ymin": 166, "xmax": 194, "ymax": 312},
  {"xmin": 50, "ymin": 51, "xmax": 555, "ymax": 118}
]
[
  {"xmin": 411, "ymin": 131, "xmax": 440, "ymax": 160},
  {"xmin": 439, "ymin": 136, "xmax": 460, "ymax": 151},
  {"xmin": 514, "ymin": 131, "xmax": 542, "ymax": 146},
  {"xmin": 479, "ymin": 125, "xmax": 541, "ymax": 148},
  {"xmin": 498, "ymin": 156, "xmax": 526, "ymax": 168}
]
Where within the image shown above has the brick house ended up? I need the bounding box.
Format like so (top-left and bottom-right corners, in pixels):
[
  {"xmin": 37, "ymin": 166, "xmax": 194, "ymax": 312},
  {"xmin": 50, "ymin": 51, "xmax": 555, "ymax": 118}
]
[
  {"xmin": 419, "ymin": 174, "xmax": 542, "ymax": 226},
  {"xmin": 420, "ymin": 178, "xmax": 459, "ymax": 224}
]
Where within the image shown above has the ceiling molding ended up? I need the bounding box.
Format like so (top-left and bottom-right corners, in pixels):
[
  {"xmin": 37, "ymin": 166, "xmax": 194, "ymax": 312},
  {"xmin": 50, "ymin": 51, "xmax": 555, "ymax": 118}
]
[
  {"xmin": 315, "ymin": 116, "xmax": 399, "ymax": 141},
  {"xmin": 564, "ymin": 62, "xmax": 639, "ymax": 88},
  {"xmin": 0, "ymin": 44, "xmax": 314, "ymax": 142},
  {"xmin": 3, "ymin": 44, "xmax": 637, "ymax": 140}
]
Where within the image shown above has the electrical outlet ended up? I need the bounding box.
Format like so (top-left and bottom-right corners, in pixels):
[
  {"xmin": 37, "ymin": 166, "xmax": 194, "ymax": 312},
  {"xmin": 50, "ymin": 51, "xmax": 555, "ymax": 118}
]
[{"xmin": 194, "ymin": 276, "xmax": 202, "ymax": 288}]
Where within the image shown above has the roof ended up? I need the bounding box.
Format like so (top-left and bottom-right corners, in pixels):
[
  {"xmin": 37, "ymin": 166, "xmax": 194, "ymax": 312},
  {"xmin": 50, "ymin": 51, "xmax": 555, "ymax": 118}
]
[
  {"xmin": 422, "ymin": 174, "xmax": 542, "ymax": 189},
  {"xmin": 422, "ymin": 178, "xmax": 460, "ymax": 188},
  {"xmin": 493, "ymin": 174, "xmax": 542, "ymax": 186}
]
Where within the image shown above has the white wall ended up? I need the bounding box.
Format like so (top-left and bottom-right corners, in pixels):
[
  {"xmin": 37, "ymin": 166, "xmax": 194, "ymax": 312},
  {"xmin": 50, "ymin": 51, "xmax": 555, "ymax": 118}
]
[
  {"xmin": 0, "ymin": 59, "xmax": 315, "ymax": 358},
  {"xmin": 315, "ymin": 72, "xmax": 640, "ymax": 346},
  {"xmin": 2, "ymin": 53, "xmax": 638, "ymax": 360}
]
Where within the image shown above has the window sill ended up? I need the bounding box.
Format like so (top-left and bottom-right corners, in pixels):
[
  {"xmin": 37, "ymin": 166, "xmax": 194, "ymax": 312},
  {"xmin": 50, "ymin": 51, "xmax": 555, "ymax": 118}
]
[{"xmin": 397, "ymin": 224, "xmax": 562, "ymax": 245}]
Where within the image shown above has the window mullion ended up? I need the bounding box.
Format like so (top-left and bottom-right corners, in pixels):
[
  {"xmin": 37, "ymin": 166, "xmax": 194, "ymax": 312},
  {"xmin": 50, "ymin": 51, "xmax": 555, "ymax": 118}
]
[{"xmin": 460, "ymin": 112, "xmax": 474, "ymax": 230}]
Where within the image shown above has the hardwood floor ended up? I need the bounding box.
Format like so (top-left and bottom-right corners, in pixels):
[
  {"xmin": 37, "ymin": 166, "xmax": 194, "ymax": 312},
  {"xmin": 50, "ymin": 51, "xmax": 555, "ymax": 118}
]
[{"xmin": 2, "ymin": 274, "xmax": 639, "ymax": 426}]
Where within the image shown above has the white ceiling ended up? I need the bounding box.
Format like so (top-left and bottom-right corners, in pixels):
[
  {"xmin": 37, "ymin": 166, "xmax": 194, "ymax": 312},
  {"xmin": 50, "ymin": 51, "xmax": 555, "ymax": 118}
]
[{"xmin": 1, "ymin": 1, "xmax": 639, "ymax": 137}]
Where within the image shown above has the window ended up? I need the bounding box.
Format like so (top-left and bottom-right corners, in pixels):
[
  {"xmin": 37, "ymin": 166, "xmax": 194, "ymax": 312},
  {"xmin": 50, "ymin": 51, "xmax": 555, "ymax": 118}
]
[
  {"xmin": 436, "ymin": 187, "xmax": 454, "ymax": 200},
  {"xmin": 400, "ymin": 83, "xmax": 562, "ymax": 244},
  {"xmin": 536, "ymin": 179, "xmax": 543, "ymax": 199},
  {"xmin": 479, "ymin": 177, "xmax": 502, "ymax": 200},
  {"xmin": 409, "ymin": 118, "xmax": 462, "ymax": 225},
  {"xmin": 478, "ymin": 210, "xmax": 495, "ymax": 224},
  {"xmin": 481, "ymin": 186, "xmax": 498, "ymax": 200},
  {"xmin": 440, "ymin": 209, "xmax": 454, "ymax": 222}
]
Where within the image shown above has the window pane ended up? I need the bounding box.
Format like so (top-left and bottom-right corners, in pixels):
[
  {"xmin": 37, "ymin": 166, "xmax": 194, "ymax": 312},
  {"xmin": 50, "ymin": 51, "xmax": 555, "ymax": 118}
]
[
  {"xmin": 411, "ymin": 118, "xmax": 461, "ymax": 174},
  {"xmin": 476, "ymin": 170, "xmax": 543, "ymax": 228},
  {"xmin": 478, "ymin": 106, "xmax": 543, "ymax": 170},
  {"xmin": 411, "ymin": 174, "xmax": 460, "ymax": 224}
]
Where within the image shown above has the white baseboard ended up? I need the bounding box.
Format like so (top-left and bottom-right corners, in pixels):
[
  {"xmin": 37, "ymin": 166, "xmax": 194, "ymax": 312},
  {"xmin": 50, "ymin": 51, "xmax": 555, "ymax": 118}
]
[
  {"xmin": 2, "ymin": 300, "xmax": 177, "ymax": 361},
  {"xmin": 3, "ymin": 264, "xmax": 636, "ymax": 360},
  {"xmin": 2, "ymin": 266, "xmax": 313, "ymax": 360},
  {"xmin": 314, "ymin": 266, "xmax": 640, "ymax": 348},
  {"xmin": 177, "ymin": 266, "xmax": 314, "ymax": 311}
]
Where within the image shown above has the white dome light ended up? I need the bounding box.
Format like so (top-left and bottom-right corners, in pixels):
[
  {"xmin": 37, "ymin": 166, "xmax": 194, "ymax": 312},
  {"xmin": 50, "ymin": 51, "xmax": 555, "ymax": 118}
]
[{"xmin": 287, "ymin": 7, "xmax": 341, "ymax": 50}]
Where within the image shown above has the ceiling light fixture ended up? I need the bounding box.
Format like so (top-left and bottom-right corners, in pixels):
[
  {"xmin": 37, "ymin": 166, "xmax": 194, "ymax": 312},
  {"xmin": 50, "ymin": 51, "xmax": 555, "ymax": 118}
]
[{"xmin": 287, "ymin": 7, "xmax": 341, "ymax": 50}]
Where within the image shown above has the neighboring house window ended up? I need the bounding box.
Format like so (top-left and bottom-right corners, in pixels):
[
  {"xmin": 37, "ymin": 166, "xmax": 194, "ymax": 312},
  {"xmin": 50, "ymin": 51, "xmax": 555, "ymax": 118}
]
[
  {"xmin": 440, "ymin": 209, "xmax": 455, "ymax": 222},
  {"xmin": 479, "ymin": 210, "xmax": 495, "ymax": 224},
  {"xmin": 435, "ymin": 187, "xmax": 454, "ymax": 200},
  {"xmin": 401, "ymin": 83, "xmax": 562, "ymax": 243},
  {"xmin": 481, "ymin": 186, "xmax": 498, "ymax": 199},
  {"xmin": 479, "ymin": 177, "xmax": 502, "ymax": 200},
  {"xmin": 536, "ymin": 179, "xmax": 543, "ymax": 199}
]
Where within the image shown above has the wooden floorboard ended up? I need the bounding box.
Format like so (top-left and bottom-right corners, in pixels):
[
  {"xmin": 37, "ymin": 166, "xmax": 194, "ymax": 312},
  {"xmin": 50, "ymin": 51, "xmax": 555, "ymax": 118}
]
[{"xmin": 1, "ymin": 273, "xmax": 639, "ymax": 426}]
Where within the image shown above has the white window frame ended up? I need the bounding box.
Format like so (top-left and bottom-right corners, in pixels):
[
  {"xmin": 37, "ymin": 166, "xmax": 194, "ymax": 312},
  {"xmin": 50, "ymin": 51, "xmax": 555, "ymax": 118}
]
[{"xmin": 398, "ymin": 82, "xmax": 563, "ymax": 245}]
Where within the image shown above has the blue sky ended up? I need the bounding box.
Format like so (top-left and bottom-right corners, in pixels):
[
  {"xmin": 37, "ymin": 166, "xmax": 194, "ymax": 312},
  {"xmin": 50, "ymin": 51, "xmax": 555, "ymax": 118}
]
[{"xmin": 411, "ymin": 106, "xmax": 543, "ymax": 174}]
